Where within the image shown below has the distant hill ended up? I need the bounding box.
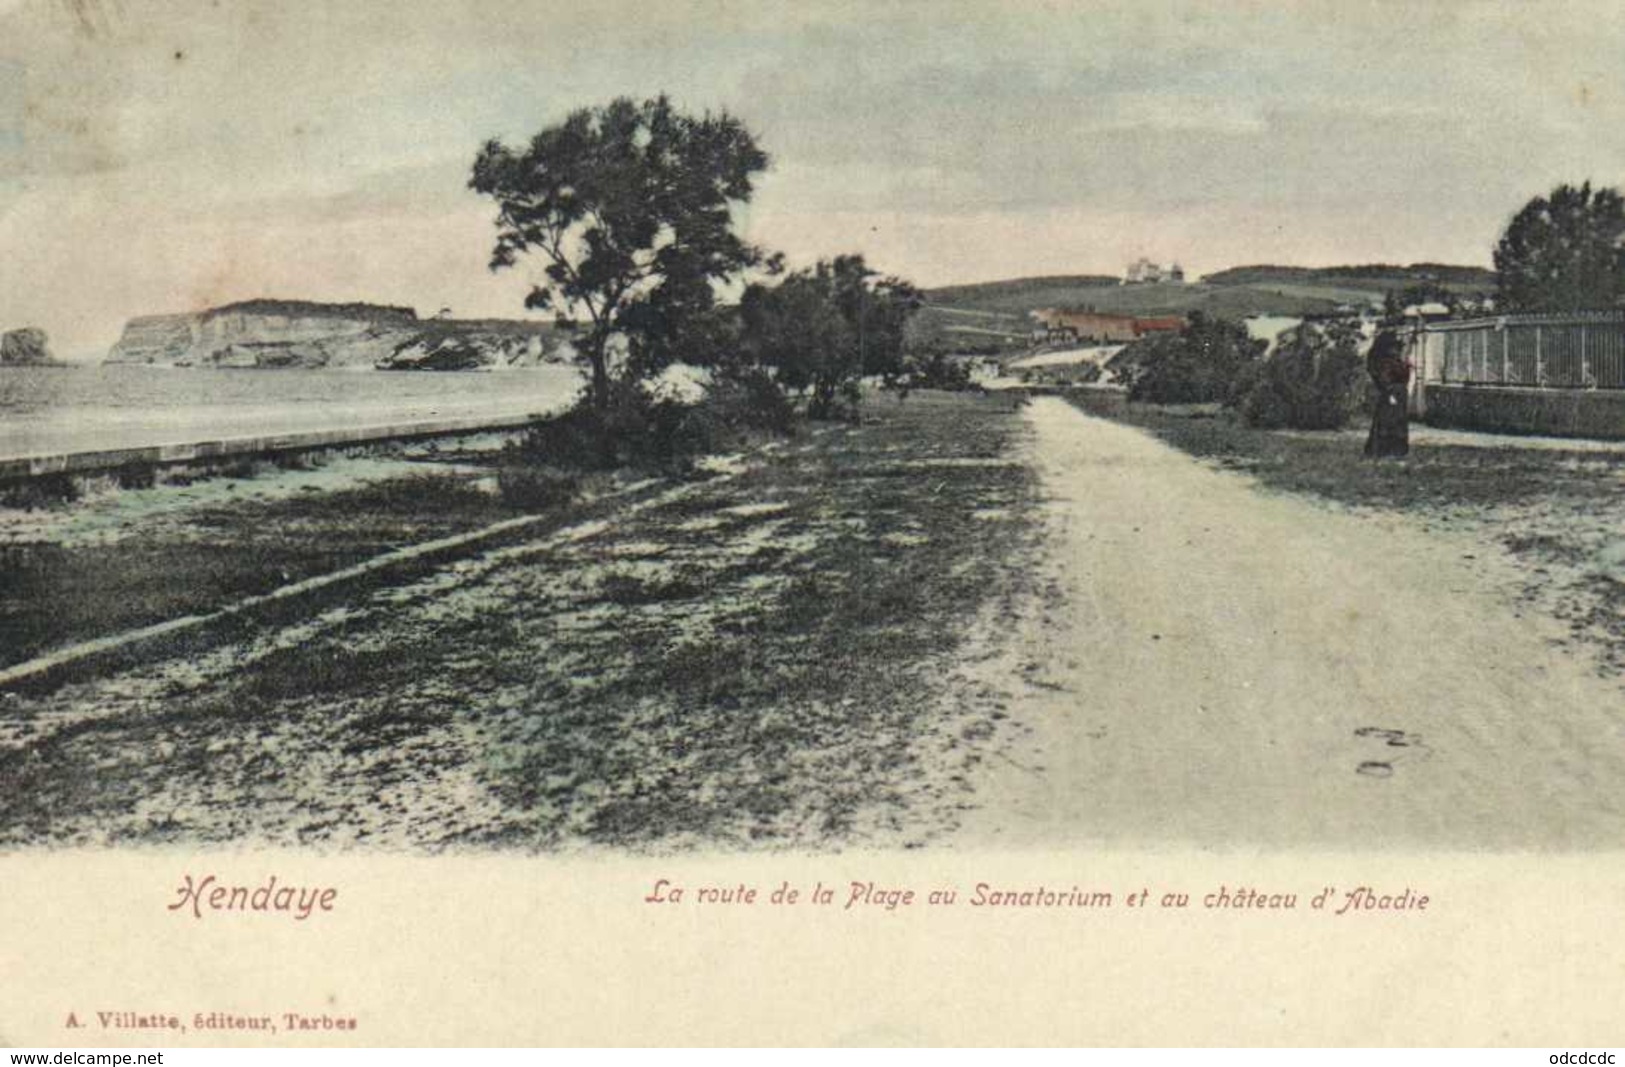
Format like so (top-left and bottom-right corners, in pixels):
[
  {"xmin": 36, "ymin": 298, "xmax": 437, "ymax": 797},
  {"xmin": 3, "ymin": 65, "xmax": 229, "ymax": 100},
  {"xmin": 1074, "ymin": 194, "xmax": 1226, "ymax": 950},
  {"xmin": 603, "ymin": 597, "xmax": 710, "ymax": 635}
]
[
  {"xmin": 106, "ymin": 299, "xmax": 565, "ymax": 370},
  {"xmin": 920, "ymin": 263, "xmax": 1498, "ymax": 336},
  {"xmin": 201, "ymin": 298, "xmax": 419, "ymax": 323},
  {"xmin": 925, "ymin": 275, "xmax": 1121, "ymax": 316},
  {"xmin": 1199, "ymin": 263, "xmax": 1496, "ymax": 290}
]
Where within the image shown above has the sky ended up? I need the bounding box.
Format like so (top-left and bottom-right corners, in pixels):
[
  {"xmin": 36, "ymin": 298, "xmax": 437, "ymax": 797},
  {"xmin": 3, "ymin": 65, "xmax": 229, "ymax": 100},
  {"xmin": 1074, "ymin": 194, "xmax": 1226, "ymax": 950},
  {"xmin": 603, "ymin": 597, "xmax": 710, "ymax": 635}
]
[{"xmin": 3, "ymin": 0, "xmax": 1625, "ymax": 358}]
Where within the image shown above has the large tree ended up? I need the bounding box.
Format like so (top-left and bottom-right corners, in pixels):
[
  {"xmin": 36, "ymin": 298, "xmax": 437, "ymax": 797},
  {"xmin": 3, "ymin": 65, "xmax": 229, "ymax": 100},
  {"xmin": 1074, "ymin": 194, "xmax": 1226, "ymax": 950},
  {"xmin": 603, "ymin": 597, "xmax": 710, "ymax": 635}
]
[
  {"xmin": 1493, "ymin": 181, "xmax": 1625, "ymax": 312},
  {"xmin": 470, "ymin": 95, "xmax": 771, "ymax": 409}
]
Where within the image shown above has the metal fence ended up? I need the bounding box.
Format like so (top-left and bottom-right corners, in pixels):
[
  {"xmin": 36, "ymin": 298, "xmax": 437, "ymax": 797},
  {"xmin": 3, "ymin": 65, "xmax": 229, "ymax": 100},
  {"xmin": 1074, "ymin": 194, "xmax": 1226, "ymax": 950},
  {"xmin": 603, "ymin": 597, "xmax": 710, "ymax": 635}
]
[{"xmin": 1416, "ymin": 313, "xmax": 1625, "ymax": 390}]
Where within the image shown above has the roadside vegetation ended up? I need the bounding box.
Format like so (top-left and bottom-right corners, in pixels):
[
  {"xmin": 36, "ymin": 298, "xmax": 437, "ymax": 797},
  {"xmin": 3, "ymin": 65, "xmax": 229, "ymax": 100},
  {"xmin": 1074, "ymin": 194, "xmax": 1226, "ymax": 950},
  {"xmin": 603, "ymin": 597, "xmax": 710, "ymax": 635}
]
[
  {"xmin": 2, "ymin": 95, "xmax": 984, "ymax": 677},
  {"xmin": 11, "ymin": 89, "xmax": 1625, "ymax": 849},
  {"xmin": 1106, "ymin": 312, "xmax": 1264, "ymax": 406},
  {"xmin": 1066, "ymin": 390, "xmax": 1625, "ymax": 680},
  {"xmin": 0, "ymin": 439, "xmax": 555, "ymax": 671},
  {"xmin": 465, "ymin": 94, "xmax": 980, "ymax": 485},
  {"xmin": 1054, "ymin": 178, "xmax": 1625, "ymax": 677},
  {"xmin": 0, "ymin": 392, "xmax": 1041, "ymax": 849},
  {"xmin": 1103, "ymin": 312, "xmax": 1364, "ymax": 431},
  {"xmin": 1232, "ymin": 320, "xmax": 1365, "ymax": 430}
]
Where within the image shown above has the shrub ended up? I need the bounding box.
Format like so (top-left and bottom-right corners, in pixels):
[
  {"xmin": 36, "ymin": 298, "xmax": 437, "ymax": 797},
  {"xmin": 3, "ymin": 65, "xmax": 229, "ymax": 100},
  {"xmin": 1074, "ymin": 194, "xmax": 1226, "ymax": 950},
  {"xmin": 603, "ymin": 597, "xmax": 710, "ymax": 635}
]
[
  {"xmin": 737, "ymin": 254, "xmax": 921, "ymax": 421},
  {"xmin": 113, "ymin": 464, "xmax": 157, "ymax": 490},
  {"xmin": 271, "ymin": 451, "xmax": 321, "ymax": 472},
  {"xmin": 1107, "ymin": 313, "xmax": 1261, "ymax": 404},
  {"xmin": 508, "ymin": 381, "xmax": 667, "ymax": 472},
  {"xmin": 496, "ymin": 462, "xmax": 580, "ymax": 510},
  {"xmin": 502, "ymin": 369, "xmax": 795, "ymax": 488},
  {"xmin": 1237, "ymin": 322, "xmax": 1364, "ymax": 429},
  {"xmin": 699, "ymin": 367, "xmax": 797, "ymax": 436},
  {"xmin": 0, "ymin": 473, "xmax": 79, "ymax": 509},
  {"xmin": 886, "ymin": 347, "xmax": 980, "ymax": 396}
]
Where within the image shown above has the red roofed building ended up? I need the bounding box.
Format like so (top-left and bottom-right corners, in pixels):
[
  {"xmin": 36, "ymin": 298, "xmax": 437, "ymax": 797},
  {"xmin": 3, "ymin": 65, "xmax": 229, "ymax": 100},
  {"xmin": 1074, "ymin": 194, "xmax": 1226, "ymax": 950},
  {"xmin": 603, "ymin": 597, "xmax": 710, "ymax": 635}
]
[
  {"xmin": 1133, "ymin": 316, "xmax": 1186, "ymax": 336},
  {"xmin": 1030, "ymin": 309, "xmax": 1188, "ymax": 344},
  {"xmin": 1031, "ymin": 310, "xmax": 1140, "ymax": 343}
]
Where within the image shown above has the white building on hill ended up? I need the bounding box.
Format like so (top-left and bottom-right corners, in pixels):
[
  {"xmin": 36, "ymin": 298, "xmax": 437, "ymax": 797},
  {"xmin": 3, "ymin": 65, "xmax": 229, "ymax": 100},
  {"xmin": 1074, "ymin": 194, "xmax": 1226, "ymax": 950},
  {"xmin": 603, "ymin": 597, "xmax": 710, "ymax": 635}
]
[{"xmin": 1123, "ymin": 258, "xmax": 1185, "ymax": 285}]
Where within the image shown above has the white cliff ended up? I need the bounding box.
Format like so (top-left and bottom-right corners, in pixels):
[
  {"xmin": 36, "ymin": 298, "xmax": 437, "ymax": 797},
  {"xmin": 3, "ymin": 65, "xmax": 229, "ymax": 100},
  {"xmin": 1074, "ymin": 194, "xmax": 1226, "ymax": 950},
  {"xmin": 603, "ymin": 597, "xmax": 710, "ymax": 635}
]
[{"xmin": 105, "ymin": 300, "xmax": 567, "ymax": 370}]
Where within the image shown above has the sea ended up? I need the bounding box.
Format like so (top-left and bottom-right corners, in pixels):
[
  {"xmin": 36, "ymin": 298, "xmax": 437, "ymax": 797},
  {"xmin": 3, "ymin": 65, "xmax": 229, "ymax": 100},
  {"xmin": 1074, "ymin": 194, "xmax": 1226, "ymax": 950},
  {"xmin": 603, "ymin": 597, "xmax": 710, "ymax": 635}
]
[{"xmin": 0, "ymin": 363, "xmax": 584, "ymax": 460}]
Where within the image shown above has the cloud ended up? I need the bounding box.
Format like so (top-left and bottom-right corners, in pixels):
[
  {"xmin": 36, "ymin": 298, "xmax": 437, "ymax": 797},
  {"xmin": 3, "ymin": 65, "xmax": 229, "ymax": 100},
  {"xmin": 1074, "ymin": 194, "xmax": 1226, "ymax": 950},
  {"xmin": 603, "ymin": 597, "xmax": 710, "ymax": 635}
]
[{"xmin": 5, "ymin": 0, "xmax": 1625, "ymax": 354}]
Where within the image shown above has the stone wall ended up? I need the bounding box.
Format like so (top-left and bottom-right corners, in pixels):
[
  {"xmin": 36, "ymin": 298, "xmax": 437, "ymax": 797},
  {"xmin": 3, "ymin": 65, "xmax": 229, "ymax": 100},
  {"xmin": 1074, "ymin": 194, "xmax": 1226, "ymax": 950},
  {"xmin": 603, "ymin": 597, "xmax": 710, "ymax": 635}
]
[{"xmin": 1423, "ymin": 384, "xmax": 1625, "ymax": 439}]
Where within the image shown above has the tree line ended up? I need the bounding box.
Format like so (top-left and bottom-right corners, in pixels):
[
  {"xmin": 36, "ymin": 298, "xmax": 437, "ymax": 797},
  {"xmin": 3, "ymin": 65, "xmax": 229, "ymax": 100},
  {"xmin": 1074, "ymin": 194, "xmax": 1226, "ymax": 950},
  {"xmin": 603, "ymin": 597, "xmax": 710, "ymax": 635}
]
[
  {"xmin": 1494, "ymin": 181, "xmax": 1625, "ymax": 313},
  {"xmin": 1108, "ymin": 179, "xmax": 1625, "ymax": 429},
  {"xmin": 469, "ymin": 94, "xmax": 1625, "ymax": 450},
  {"xmin": 469, "ymin": 94, "xmax": 958, "ymax": 473}
]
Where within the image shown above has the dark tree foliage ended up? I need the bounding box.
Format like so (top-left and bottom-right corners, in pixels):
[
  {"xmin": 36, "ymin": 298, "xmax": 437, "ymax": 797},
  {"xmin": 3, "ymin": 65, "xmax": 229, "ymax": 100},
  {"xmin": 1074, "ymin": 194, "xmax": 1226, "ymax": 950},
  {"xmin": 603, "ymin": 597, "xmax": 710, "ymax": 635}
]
[
  {"xmin": 1494, "ymin": 182, "xmax": 1625, "ymax": 313},
  {"xmin": 1106, "ymin": 312, "xmax": 1263, "ymax": 404},
  {"xmin": 470, "ymin": 95, "xmax": 771, "ymax": 409},
  {"xmin": 738, "ymin": 254, "xmax": 922, "ymax": 419},
  {"xmin": 891, "ymin": 343, "xmax": 978, "ymax": 395},
  {"xmin": 0, "ymin": 327, "xmax": 54, "ymax": 366},
  {"xmin": 1236, "ymin": 321, "xmax": 1364, "ymax": 430}
]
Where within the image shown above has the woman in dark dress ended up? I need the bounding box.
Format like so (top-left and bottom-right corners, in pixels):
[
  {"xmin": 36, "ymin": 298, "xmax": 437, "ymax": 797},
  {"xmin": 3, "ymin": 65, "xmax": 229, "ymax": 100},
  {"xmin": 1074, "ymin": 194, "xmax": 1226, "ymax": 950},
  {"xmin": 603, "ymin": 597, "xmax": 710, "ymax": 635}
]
[{"xmin": 1364, "ymin": 328, "xmax": 1411, "ymax": 458}]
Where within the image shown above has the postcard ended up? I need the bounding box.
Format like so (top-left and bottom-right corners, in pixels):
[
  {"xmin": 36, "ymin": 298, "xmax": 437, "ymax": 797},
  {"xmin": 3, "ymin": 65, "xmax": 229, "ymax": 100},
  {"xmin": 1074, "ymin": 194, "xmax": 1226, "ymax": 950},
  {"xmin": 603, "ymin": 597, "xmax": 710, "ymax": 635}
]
[{"xmin": 3, "ymin": 0, "xmax": 1624, "ymax": 1047}]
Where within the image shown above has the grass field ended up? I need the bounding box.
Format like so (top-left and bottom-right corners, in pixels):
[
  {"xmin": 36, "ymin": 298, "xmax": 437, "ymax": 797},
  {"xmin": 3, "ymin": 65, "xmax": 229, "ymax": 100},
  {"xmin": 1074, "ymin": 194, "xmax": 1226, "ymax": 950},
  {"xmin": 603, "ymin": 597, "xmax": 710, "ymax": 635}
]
[
  {"xmin": 926, "ymin": 264, "xmax": 1495, "ymax": 323},
  {"xmin": 0, "ymin": 439, "xmax": 543, "ymax": 670},
  {"xmin": 926, "ymin": 274, "xmax": 1119, "ymax": 313},
  {"xmin": 0, "ymin": 391, "xmax": 1045, "ymax": 850},
  {"xmin": 929, "ymin": 279, "xmax": 1348, "ymax": 320}
]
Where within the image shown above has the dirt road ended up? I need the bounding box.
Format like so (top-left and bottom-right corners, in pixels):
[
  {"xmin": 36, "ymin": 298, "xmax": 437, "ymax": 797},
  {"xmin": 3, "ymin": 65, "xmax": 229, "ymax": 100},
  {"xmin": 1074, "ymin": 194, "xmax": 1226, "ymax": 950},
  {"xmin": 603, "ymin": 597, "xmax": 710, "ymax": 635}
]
[{"xmin": 959, "ymin": 397, "xmax": 1625, "ymax": 850}]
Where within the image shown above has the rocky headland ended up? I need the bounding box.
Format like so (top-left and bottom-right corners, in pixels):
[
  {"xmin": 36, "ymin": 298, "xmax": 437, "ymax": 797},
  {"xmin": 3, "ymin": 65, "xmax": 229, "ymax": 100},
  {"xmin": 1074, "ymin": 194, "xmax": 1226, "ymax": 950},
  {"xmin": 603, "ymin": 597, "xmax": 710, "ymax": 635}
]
[{"xmin": 104, "ymin": 299, "xmax": 571, "ymax": 371}]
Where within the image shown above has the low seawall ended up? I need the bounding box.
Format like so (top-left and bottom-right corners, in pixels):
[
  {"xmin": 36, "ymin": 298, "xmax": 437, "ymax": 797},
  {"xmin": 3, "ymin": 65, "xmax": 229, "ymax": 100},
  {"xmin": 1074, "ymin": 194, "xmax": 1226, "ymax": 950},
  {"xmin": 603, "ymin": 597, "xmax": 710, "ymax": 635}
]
[
  {"xmin": 0, "ymin": 412, "xmax": 540, "ymax": 487},
  {"xmin": 1423, "ymin": 384, "xmax": 1625, "ymax": 440}
]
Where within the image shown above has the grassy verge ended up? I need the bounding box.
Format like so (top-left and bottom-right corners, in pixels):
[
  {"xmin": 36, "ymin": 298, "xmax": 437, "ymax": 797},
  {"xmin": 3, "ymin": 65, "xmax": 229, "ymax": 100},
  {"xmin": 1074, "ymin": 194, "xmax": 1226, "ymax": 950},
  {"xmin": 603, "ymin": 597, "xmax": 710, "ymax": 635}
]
[
  {"xmin": 1064, "ymin": 391, "xmax": 1620, "ymax": 510},
  {"xmin": 0, "ymin": 438, "xmax": 592, "ymax": 670},
  {"xmin": 472, "ymin": 392, "xmax": 1040, "ymax": 848},
  {"xmin": 1065, "ymin": 392, "xmax": 1625, "ymax": 676},
  {"xmin": 0, "ymin": 391, "xmax": 1042, "ymax": 850}
]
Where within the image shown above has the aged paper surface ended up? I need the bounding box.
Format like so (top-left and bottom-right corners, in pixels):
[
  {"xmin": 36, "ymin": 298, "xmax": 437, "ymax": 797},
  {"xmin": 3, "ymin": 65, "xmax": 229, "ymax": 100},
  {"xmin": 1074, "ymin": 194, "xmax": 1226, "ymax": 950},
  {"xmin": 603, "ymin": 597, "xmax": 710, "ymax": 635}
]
[
  {"xmin": 5, "ymin": 851, "xmax": 1625, "ymax": 1045},
  {"xmin": 4, "ymin": 0, "xmax": 1625, "ymax": 1047}
]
